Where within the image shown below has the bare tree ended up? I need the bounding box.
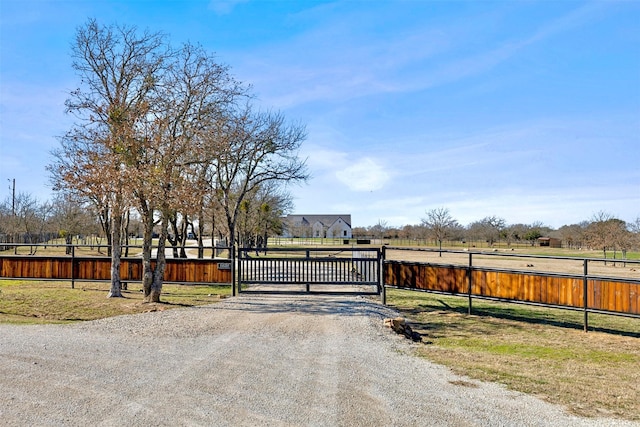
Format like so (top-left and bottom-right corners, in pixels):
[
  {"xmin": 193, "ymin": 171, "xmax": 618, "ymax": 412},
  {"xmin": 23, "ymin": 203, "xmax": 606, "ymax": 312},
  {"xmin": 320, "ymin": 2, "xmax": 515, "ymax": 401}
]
[
  {"xmin": 132, "ymin": 42, "xmax": 244, "ymax": 302},
  {"xmin": 234, "ymin": 183, "xmax": 291, "ymax": 252},
  {"xmin": 50, "ymin": 193, "xmax": 94, "ymax": 254},
  {"xmin": 51, "ymin": 20, "xmax": 307, "ymax": 302},
  {"xmin": 467, "ymin": 216, "xmax": 507, "ymax": 248},
  {"xmin": 0, "ymin": 195, "xmax": 19, "ymax": 246},
  {"xmin": 50, "ymin": 19, "xmax": 168, "ymax": 298},
  {"xmin": 3, "ymin": 192, "xmax": 53, "ymax": 253},
  {"xmin": 421, "ymin": 207, "xmax": 458, "ymax": 255},
  {"xmin": 584, "ymin": 211, "xmax": 631, "ymax": 264},
  {"xmin": 557, "ymin": 222, "xmax": 587, "ymax": 250},
  {"xmin": 629, "ymin": 216, "xmax": 640, "ymax": 251},
  {"xmin": 209, "ymin": 106, "xmax": 309, "ymax": 250},
  {"xmin": 368, "ymin": 220, "xmax": 389, "ymax": 242}
]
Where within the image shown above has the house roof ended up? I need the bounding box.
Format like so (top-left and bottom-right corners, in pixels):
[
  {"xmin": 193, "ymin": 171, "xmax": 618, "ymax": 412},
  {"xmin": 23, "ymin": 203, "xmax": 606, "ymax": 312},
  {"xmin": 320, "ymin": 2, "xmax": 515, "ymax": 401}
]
[{"xmin": 286, "ymin": 214, "xmax": 352, "ymax": 228}]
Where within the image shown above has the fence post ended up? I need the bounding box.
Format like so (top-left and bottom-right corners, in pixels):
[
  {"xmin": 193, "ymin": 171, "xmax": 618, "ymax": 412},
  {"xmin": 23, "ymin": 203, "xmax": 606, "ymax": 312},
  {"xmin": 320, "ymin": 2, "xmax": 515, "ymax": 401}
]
[
  {"xmin": 71, "ymin": 244, "xmax": 75, "ymax": 289},
  {"xmin": 467, "ymin": 252, "xmax": 473, "ymax": 315},
  {"xmin": 232, "ymin": 244, "xmax": 237, "ymax": 296},
  {"xmin": 381, "ymin": 246, "xmax": 386, "ymax": 305},
  {"xmin": 583, "ymin": 259, "xmax": 589, "ymax": 332},
  {"xmin": 305, "ymin": 249, "xmax": 310, "ymax": 293}
]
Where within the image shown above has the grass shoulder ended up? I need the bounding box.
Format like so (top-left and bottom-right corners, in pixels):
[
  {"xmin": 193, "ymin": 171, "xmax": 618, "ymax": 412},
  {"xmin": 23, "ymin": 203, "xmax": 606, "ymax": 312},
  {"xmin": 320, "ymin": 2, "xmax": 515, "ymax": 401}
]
[
  {"xmin": 386, "ymin": 288, "xmax": 640, "ymax": 421},
  {"xmin": 0, "ymin": 280, "xmax": 231, "ymax": 324}
]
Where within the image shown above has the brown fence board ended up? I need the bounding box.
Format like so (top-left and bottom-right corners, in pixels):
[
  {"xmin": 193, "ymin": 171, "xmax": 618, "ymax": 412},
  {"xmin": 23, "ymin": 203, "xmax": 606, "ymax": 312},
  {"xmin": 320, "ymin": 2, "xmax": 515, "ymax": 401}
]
[
  {"xmin": 571, "ymin": 280, "xmax": 582, "ymax": 308},
  {"xmin": 121, "ymin": 259, "xmax": 142, "ymax": 281},
  {"xmin": 631, "ymin": 285, "xmax": 639, "ymax": 314}
]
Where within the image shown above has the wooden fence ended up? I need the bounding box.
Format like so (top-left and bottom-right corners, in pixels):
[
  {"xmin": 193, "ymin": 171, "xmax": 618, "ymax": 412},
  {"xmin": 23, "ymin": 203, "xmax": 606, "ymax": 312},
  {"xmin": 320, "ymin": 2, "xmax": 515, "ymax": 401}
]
[
  {"xmin": 384, "ymin": 261, "xmax": 640, "ymax": 314},
  {"xmin": 0, "ymin": 255, "xmax": 231, "ymax": 287},
  {"xmin": 383, "ymin": 247, "xmax": 640, "ymax": 330},
  {"xmin": 3, "ymin": 245, "xmax": 640, "ymax": 329}
]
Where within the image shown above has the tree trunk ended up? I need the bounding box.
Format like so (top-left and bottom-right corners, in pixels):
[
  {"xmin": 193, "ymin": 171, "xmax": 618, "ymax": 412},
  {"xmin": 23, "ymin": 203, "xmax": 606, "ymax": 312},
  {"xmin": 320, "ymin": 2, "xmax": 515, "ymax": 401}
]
[
  {"xmin": 147, "ymin": 214, "xmax": 169, "ymax": 303},
  {"xmin": 107, "ymin": 206, "xmax": 123, "ymax": 298},
  {"xmin": 210, "ymin": 210, "xmax": 216, "ymax": 259},
  {"xmin": 99, "ymin": 205, "xmax": 112, "ymax": 257},
  {"xmin": 141, "ymin": 208, "xmax": 154, "ymax": 298},
  {"xmin": 123, "ymin": 209, "xmax": 130, "ymax": 257},
  {"xmin": 197, "ymin": 206, "xmax": 204, "ymax": 259},
  {"xmin": 179, "ymin": 217, "xmax": 188, "ymax": 258},
  {"xmin": 263, "ymin": 229, "xmax": 268, "ymax": 255},
  {"xmin": 168, "ymin": 214, "xmax": 180, "ymax": 258},
  {"xmin": 65, "ymin": 233, "xmax": 73, "ymax": 255}
]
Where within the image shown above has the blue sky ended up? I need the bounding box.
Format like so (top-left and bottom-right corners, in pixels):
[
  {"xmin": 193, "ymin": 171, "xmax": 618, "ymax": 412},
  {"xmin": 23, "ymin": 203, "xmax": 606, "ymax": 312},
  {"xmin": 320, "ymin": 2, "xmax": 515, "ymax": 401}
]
[{"xmin": 1, "ymin": 0, "xmax": 638, "ymax": 229}]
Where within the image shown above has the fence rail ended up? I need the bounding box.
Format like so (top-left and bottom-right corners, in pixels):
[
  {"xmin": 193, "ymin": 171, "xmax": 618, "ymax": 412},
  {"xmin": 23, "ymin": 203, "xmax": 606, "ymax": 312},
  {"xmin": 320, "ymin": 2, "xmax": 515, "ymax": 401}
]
[{"xmin": 383, "ymin": 247, "xmax": 640, "ymax": 330}]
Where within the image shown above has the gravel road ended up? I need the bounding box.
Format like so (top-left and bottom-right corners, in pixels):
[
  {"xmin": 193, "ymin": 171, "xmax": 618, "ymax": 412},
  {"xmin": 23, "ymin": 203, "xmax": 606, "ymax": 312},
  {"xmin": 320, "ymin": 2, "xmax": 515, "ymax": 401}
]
[{"xmin": 0, "ymin": 294, "xmax": 634, "ymax": 426}]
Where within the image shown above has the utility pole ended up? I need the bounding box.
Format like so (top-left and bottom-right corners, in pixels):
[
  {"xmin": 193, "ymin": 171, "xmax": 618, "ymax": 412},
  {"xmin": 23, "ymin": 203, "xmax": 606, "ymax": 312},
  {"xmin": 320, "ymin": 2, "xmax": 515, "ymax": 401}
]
[
  {"xmin": 12, "ymin": 178, "xmax": 15, "ymax": 216},
  {"xmin": 7, "ymin": 178, "xmax": 15, "ymax": 215}
]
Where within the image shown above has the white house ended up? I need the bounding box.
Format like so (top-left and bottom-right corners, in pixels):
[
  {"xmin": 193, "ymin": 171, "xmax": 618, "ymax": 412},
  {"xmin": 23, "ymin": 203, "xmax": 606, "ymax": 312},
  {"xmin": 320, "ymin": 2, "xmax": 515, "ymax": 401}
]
[{"xmin": 282, "ymin": 214, "xmax": 352, "ymax": 238}]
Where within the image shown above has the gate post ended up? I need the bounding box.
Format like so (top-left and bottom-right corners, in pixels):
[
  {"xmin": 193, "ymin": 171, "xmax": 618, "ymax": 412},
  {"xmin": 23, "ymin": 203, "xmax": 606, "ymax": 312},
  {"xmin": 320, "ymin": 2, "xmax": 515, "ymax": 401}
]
[
  {"xmin": 583, "ymin": 259, "xmax": 589, "ymax": 332},
  {"xmin": 71, "ymin": 244, "xmax": 75, "ymax": 289},
  {"xmin": 232, "ymin": 244, "xmax": 237, "ymax": 296},
  {"xmin": 381, "ymin": 246, "xmax": 386, "ymax": 305},
  {"xmin": 305, "ymin": 249, "xmax": 310, "ymax": 293},
  {"xmin": 467, "ymin": 252, "xmax": 473, "ymax": 315}
]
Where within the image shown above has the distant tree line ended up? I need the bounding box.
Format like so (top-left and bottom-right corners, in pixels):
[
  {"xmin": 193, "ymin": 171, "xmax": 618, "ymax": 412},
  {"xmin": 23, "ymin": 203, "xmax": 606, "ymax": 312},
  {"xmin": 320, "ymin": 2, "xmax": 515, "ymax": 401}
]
[
  {"xmin": 352, "ymin": 208, "xmax": 640, "ymax": 259},
  {"xmin": 2, "ymin": 194, "xmax": 638, "ymax": 272},
  {"xmin": 0, "ymin": 192, "xmax": 101, "ymax": 253}
]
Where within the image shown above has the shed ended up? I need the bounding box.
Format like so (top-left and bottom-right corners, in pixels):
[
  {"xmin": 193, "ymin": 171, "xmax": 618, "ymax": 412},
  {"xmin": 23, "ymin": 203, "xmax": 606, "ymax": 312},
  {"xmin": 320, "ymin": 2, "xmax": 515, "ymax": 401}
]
[{"xmin": 538, "ymin": 237, "xmax": 561, "ymax": 248}]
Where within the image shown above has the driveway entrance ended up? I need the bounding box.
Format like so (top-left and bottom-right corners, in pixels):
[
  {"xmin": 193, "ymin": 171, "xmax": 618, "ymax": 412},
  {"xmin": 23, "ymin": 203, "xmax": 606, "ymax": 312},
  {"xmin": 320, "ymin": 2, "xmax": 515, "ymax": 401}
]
[{"xmin": 237, "ymin": 247, "xmax": 382, "ymax": 295}]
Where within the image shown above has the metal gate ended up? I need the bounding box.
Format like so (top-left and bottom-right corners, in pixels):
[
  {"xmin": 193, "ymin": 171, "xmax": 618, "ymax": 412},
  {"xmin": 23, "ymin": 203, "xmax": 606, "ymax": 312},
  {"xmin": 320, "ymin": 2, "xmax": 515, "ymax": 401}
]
[{"xmin": 237, "ymin": 247, "xmax": 382, "ymax": 295}]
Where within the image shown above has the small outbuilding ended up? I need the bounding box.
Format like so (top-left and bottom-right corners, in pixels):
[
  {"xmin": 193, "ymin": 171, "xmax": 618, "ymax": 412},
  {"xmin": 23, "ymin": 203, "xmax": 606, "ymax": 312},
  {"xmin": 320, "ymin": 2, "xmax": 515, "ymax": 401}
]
[{"xmin": 538, "ymin": 237, "xmax": 562, "ymax": 248}]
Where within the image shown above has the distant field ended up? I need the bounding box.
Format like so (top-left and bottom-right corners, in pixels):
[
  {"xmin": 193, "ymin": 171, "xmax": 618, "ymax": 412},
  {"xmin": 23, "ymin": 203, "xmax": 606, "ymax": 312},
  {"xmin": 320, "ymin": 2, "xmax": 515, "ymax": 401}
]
[
  {"xmin": 3, "ymin": 238, "xmax": 638, "ymax": 258},
  {"xmin": 384, "ymin": 247, "xmax": 640, "ymax": 280}
]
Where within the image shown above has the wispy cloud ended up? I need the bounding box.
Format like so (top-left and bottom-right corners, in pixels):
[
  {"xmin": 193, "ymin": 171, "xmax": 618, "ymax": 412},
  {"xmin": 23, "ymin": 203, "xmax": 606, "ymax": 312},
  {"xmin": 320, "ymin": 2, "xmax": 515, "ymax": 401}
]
[
  {"xmin": 232, "ymin": 2, "xmax": 613, "ymax": 109},
  {"xmin": 299, "ymin": 142, "xmax": 391, "ymax": 193},
  {"xmin": 335, "ymin": 158, "xmax": 390, "ymax": 192},
  {"xmin": 208, "ymin": 0, "xmax": 249, "ymax": 15},
  {"xmin": 293, "ymin": 108, "xmax": 639, "ymax": 227}
]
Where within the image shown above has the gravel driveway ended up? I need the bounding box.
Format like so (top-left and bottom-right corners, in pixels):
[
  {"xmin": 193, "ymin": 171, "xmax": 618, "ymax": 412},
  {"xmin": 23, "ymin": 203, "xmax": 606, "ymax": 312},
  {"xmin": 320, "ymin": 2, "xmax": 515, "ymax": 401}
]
[{"xmin": 0, "ymin": 294, "xmax": 634, "ymax": 426}]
